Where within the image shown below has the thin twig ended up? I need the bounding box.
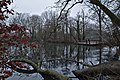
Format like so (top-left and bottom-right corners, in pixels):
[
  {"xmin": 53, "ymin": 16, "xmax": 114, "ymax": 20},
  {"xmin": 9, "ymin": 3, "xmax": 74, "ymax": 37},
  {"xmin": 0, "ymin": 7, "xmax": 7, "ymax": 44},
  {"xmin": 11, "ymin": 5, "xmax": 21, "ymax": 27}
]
[
  {"xmin": 66, "ymin": 0, "xmax": 84, "ymax": 14},
  {"xmin": 57, "ymin": 0, "xmax": 71, "ymax": 21}
]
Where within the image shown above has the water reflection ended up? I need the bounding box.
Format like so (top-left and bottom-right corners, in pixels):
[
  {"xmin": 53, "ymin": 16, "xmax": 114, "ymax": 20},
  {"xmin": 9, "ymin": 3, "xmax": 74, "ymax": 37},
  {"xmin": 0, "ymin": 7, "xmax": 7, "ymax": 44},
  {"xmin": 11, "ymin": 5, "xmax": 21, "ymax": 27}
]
[
  {"xmin": 8, "ymin": 43, "xmax": 112, "ymax": 80},
  {"xmin": 40, "ymin": 43, "xmax": 110, "ymax": 76}
]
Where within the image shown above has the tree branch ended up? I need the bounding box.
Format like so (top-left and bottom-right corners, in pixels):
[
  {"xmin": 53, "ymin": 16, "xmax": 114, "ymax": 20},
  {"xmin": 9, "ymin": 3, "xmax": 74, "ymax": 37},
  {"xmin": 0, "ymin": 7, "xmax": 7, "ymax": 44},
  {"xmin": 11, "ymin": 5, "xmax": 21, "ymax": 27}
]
[
  {"xmin": 6, "ymin": 59, "xmax": 38, "ymax": 74},
  {"xmin": 73, "ymin": 61, "xmax": 120, "ymax": 80},
  {"xmin": 90, "ymin": 0, "xmax": 120, "ymax": 27},
  {"xmin": 66, "ymin": 1, "xmax": 84, "ymax": 14},
  {"xmin": 57, "ymin": 0, "xmax": 71, "ymax": 21}
]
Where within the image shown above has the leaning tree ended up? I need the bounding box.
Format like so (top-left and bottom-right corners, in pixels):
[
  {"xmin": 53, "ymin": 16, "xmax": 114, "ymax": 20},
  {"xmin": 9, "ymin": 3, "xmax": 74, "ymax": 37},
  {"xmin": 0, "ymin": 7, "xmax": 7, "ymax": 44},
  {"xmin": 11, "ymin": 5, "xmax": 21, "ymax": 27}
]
[
  {"xmin": 56, "ymin": 0, "xmax": 120, "ymax": 26},
  {"xmin": 55, "ymin": 0, "xmax": 120, "ymax": 79}
]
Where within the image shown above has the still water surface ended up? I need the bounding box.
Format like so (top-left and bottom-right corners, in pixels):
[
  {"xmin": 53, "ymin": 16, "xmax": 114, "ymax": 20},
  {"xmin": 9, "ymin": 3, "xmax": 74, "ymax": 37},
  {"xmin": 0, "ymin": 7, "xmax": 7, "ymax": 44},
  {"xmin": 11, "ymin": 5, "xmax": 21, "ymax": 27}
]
[{"xmin": 7, "ymin": 43, "xmax": 112, "ymax": 80}]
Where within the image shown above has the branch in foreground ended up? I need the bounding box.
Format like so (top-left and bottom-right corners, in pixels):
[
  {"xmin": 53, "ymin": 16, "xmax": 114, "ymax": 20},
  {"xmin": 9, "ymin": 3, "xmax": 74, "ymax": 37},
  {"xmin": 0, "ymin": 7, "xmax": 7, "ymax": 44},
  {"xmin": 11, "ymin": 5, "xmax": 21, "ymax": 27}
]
[
  {"xmin": 38, "ymin": 69, "xmax": 69, "ymax": 80},
  {"xmin": 90, "ymin": 0, "xmax": 120, "ymax": 27},
  {"xmin": 57, "ymin": 0, "xmax": 71, "ymax": 21},
  {"xmin": 66, "ymin": 1, "xmax": 84, "ymax": 14},
  {"xmin": 73, "ymin": 60, "xmax": 120, "ymax": 80},
  {"xmin": 6, "ymin": 59, "xmax": 38, "ymax": 74},
  {"xmin": 57, "ymin": 0, "xmax": 83, "ymax": 21},
  {"xmin": 6, "ymin": 59, "xmax": 70, "ymax": 80}
]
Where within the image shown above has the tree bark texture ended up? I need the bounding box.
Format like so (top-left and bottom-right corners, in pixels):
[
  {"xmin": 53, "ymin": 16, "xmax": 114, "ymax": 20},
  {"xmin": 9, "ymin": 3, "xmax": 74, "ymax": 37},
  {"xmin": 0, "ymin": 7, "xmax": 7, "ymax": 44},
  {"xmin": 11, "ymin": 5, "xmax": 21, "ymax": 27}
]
[{"xmin": 73, "ymin": 61, "xmax": 120, "ymax": 80}]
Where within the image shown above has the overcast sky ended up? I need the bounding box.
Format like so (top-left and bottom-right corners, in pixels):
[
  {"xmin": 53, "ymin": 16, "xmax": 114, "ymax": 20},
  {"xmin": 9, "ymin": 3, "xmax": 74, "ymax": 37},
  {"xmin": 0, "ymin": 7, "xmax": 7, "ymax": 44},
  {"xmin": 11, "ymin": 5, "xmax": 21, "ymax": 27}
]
[
  {"xmin": 11, "ymin": 0, "xmax": 55, "ymax": 14},
  {"xmin": 10, "ymin": 0, "xmax": 85, "ymax": 17}
]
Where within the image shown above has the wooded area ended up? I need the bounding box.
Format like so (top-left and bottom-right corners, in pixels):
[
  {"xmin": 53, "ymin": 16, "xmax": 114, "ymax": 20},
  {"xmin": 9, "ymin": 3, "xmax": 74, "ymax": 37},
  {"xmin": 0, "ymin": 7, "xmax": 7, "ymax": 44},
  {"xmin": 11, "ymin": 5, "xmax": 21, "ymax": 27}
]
[{"xmin": 0, "ymin": 0, "xmax": 120, "ymax": 80}]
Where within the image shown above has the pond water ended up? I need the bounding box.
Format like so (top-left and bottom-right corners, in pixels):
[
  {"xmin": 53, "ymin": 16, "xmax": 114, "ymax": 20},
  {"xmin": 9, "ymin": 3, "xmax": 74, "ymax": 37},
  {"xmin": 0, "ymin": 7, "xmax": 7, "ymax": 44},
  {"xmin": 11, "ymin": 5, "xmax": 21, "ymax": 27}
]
[{"xmin": 7, "ymin": 43, "xmax": 114, "ymax": 80}]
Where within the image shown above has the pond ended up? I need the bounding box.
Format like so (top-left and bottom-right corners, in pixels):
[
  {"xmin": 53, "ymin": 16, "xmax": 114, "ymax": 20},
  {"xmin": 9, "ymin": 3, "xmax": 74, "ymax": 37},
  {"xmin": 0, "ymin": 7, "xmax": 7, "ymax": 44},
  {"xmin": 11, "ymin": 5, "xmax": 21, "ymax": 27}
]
[{"xmin": 7, "ymin": 43, "xmax": 114, "ymax": 80}]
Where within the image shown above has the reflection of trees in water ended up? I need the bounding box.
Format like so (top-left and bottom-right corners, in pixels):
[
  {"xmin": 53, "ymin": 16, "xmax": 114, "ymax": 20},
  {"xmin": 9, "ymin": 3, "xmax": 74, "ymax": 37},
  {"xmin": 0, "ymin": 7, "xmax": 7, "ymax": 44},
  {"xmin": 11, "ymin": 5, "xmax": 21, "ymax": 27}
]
[{"xmin": 32, "ymin": 43, "xmax": 112, "ymax": 75}]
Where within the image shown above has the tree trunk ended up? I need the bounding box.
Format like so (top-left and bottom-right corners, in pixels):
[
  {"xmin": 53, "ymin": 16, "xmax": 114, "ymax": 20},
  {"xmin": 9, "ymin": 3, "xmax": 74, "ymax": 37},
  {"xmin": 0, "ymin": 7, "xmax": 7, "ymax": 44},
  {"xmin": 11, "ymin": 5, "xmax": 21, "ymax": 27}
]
[
  {"xmin": 73, "ymin": 61, "xmax": 120, "ymax": 80},
  {"xmin": 38, "ymin": 70, "xmax": 70, "ymax": 80},
  {"xmin": 90, "ymin": 0, "xmax": 120, "ymax": 27}
]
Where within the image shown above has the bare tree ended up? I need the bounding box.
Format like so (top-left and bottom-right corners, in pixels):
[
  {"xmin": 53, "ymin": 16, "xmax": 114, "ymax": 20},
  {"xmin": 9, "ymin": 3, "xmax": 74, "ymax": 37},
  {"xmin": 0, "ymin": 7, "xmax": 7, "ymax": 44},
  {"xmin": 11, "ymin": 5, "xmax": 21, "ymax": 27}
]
[
  {"xmin": 9, "ymin": 13, "xmax": 30, "ymax": 27},
  {"xmin": 56, "ymin": 0, "xmax": 120, "ymax": 26}
]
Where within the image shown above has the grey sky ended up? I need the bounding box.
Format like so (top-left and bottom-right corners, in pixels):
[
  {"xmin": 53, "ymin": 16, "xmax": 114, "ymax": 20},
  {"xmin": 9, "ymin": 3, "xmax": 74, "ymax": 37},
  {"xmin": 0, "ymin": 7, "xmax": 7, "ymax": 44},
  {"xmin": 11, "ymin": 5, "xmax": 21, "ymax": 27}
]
[
  {"xmin": 11, "ymin": 0, "xmax": 56, "ymax": 15},
  {"xmin": 10, "ymin": 0, "xmax": 85, "ymax": 17}
]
